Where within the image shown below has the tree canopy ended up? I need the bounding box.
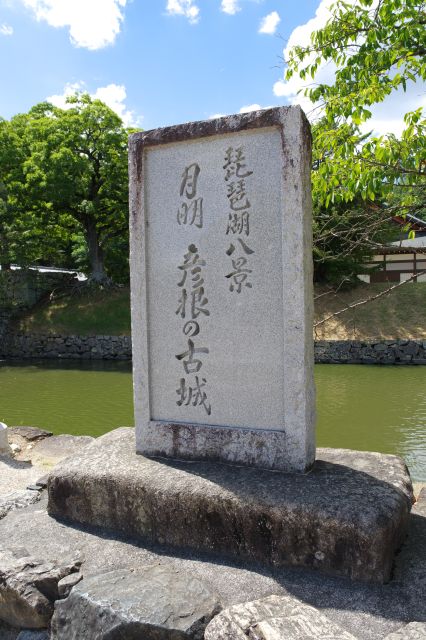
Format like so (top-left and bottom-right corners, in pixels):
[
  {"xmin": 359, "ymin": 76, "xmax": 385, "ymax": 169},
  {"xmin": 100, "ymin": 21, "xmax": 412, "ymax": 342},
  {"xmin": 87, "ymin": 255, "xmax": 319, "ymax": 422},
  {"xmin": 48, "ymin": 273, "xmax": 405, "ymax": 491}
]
[
  {"xmin": 286, "ymin": 0, "xmax": 426, "ymax": 282},
  {"xmin": 0, "ymin": 94, "xmax": 134, "ymax": 282}
]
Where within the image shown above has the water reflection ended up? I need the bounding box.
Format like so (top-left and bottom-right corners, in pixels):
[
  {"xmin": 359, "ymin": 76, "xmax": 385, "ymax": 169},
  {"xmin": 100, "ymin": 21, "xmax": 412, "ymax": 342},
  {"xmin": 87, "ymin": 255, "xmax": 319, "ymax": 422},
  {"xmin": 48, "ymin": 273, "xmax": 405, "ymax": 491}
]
[
  {"xmin": 0, "ymin": 360, "xmax": 425, "ymax": 481},
  {"xmin": 315, "ymin": 364, "xmax": 426, "ymax": 481}
]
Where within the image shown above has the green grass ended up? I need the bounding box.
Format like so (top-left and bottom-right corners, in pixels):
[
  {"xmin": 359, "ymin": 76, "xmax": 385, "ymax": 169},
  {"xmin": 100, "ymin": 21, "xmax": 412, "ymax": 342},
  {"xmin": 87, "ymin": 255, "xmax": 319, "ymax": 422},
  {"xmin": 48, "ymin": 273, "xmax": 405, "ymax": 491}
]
[
  {"xmin": 16, "ymin": 287, "xmax": 131, "ymax": 336},
  {"xmin": 15, "ymin": 282, "xmax": 426, "ymax": 340}
]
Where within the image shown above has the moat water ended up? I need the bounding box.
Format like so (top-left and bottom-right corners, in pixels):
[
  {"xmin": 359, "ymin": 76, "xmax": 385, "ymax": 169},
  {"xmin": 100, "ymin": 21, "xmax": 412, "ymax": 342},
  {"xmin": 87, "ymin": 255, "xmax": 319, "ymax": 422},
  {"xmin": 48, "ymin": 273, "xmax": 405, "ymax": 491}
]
[{"xmin": 1, "ymin": 360, "xmax": 425, "ymax": 481}]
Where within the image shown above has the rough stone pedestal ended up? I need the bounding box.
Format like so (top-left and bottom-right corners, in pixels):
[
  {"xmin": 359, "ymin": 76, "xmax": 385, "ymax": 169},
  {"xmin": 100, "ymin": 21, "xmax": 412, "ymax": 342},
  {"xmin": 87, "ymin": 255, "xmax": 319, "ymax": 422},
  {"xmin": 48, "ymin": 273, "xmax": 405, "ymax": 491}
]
[{"xmin": 47, "ymin": 428, "xmax": 413, "ymax": 584}]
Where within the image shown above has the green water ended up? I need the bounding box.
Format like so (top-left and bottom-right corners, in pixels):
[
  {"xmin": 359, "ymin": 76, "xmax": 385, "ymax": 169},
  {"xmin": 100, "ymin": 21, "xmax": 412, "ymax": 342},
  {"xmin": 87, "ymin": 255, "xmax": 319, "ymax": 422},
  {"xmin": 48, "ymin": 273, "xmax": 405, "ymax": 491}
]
[{"xmin": 0, "ymin": 360, "xmax": 425, "ymax": 481}]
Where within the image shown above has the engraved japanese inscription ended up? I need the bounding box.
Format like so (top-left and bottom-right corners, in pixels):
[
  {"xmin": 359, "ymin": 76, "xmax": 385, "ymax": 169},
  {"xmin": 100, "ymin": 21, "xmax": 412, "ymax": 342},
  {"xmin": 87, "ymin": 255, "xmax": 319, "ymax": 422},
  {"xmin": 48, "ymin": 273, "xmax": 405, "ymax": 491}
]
[
  {"xmin": 223, "ymin": 146, "xmax": 255, "ymax": 294},
  {"xmin": 142, "ymin": 128, "xmax": 286, "ymax": 430},
  {"xmin": 130, "ymin": 107, "xmax": 315, "ymax": 471},
  {"xmin": 175, "ymin": 243, "xmax": 211, "ymax": 416}
]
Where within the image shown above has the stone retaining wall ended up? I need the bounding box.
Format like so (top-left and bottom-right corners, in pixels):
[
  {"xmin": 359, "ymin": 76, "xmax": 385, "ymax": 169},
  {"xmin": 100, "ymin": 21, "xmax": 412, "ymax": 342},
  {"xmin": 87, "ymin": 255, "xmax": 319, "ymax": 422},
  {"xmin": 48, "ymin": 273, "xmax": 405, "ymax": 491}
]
[
  {"xmin": 315, "ymin": 340, "xmax": 426, "ymax": 365},
  {"xmin": 1, "ymin": 333, "xmax": 131, "ymax": 360},
  {"xmin": 1, "ymin": 333, "xmax": 426, "ymax": 364},
  {"xmin": 0, "ymin": 270, "xmax": 75, "ymax": 345}
]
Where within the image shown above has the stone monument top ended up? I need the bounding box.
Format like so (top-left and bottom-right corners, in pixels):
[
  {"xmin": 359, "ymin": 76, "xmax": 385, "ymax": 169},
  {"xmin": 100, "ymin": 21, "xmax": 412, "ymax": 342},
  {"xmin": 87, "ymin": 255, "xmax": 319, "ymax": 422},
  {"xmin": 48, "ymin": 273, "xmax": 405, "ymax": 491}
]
[{"xmin": 129, "ymin": 106, "xmax": 315, "ymax": 472}]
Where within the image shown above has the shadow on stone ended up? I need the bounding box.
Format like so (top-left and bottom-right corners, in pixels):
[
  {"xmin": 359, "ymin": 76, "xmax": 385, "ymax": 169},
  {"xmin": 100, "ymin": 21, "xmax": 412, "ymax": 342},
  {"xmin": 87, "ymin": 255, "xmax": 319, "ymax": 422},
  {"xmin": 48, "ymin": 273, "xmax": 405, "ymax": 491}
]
[{"xmin": 47, "ymin": 429, "xmax": 412, "ymax": 584}]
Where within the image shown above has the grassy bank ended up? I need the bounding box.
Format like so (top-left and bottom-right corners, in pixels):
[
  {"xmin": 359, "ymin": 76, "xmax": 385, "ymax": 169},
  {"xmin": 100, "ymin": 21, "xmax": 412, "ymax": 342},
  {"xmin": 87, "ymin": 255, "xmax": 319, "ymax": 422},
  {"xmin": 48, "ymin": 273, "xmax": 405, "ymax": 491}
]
[
  {"xmin": 13, "ymin": 282, "xmax": 426, "ymax": 340},
  {"xmin": 16, "ymin": 287, "xmax": 131, "ymax": 336},
  {"xmin": 314, "ymin": 282, "xmax": 426, "ymax": 340}
]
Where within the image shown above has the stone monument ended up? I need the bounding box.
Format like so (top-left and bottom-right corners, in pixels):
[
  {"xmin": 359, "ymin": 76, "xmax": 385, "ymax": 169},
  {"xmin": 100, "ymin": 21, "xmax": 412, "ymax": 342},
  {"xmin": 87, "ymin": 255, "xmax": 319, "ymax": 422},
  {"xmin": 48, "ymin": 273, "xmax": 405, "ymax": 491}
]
[
  {"xmin": 129, "ymin": 106, "xmax": 315, "ymax": 472},
  {"xmin": 48, "ymin": 108, "xmax": 412, "ymax": 586}
]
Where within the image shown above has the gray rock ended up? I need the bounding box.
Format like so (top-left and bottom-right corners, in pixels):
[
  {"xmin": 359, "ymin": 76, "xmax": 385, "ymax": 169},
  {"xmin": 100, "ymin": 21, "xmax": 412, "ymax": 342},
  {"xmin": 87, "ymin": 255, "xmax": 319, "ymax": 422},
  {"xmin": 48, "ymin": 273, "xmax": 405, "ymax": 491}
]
[
  {"xmin": 16, "ymin": 632, "xmax": 49, "ymax": 640},
  {"xmin": 205, "ymin": 595, "xmax": 357, "ymax": 640},
  {"xmin": 383, "ymin": 622, "xmax": 426, "ymax": 639},
  {"xmin": 35, "ymin": 475, "xmax": 50, "ymax": 489},
  {"xmin": 393, "ymin": 486, "xmax": 426, "ymax": 621},
  {"xmin": 0, "ymin": 494, "xmax": 424, "ymax": 640},
  {"xmin": 0, "ymin": 549, "xmax": 81, "ymax": 628},
  {"xmin": 57, "ymin": 571, "xmax": 82, "ymax": 598},
  {"xmin": 0, "ymin": 489, "xmax": 41, "ymax": 520},
  {"xmin": 0, "ymin": 620, "xmax": 20, "ymax": 640},
  {"xmin": 8, "ymin": 428, "xmax": 53, "ymax": 442},
  {"xmin": 50, "ymin": 566, "xmax": 221, "ymax": 640},
  {"xmin": 30, "ymin": 435, "xmax": 94, "ymax": 468},
  {"xmin": 48, "ymin": 428, "xmax": 412, "ymax": 583}
]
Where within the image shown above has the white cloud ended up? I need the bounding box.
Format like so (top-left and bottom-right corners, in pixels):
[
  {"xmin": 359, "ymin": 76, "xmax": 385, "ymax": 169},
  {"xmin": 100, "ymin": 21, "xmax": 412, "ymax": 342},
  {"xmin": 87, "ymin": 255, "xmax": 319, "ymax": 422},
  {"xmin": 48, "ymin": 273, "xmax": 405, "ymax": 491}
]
[
  {"xmin": 166, "ymin": 0, "xmax": 199, "ymax": 24},
  {"xmin": 240, "ymin": 103, "xmax": 264, "ymax": 113},
  {"xmin": 258, "ymin": 11, "xmax": 280, "ymax": 35},
  {"xmin": 21, "ymin": 0, "xmax": 127, "ymax": 50},
  {"xmin": 221, "ymin": 0, "xmax": 240, "ymax": 15},
  {"xmin": 209, "ymin": 104, "xmax": 271, "ymax": 119},
  {"xmin": 0, "ymin": 23, "xmax": 13, "ymax": 35},
  {"xmin": 272, "ymin": 0, "xmax": 424, "ymax": 137},
  {"xmin": 47, "ymin": 82, "xmax": 142, "ymax": 127}
]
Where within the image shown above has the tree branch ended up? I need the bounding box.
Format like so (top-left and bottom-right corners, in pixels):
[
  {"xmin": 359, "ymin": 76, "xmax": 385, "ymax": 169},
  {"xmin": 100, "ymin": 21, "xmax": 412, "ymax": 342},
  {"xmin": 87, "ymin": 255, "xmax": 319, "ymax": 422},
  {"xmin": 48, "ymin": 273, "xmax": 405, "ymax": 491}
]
[{"xmin": 314, "ymin": 271, "xmax": 426, "ymax": 328}]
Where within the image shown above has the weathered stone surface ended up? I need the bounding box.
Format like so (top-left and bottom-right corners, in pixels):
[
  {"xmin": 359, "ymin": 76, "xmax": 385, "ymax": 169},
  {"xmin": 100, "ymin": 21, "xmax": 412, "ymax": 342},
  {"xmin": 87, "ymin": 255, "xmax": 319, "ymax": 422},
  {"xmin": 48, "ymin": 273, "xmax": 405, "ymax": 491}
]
[
  {"xmin": 393, "ymin": 488, "xmax": 426, "ymax": 621},
  {"xmin": 16, "ymin": 631, "xmax": 49, "ymax": 640},
  {"xmin": 48, "ymin": 428, "xmax": 412, "ymax": 583},
  {"xmin": 0, "ymin": 489, "xmax": 42, "ymax": 520},
  {"xmin": 0, "ymin": 454, "xmax": 46, "ymax": 500},
  {"xmin": 130, "ymin": 107, "xmax": 315, "ymax": 473},
  {"xmin": 57, "ymin": 571, "xmax": 82, "ymax": 598},
  {"xmin": 0, "ymin": 620, "xmax": 20, "ymax": 640},
  {"xmin": 51, "ymin": 566, "xmax": 221, "ymax": 640},
  {"xmin": 30, "ymin": 434, "xmax": 94, "ymax": 468},
  {"xmin": 8, "ymin": 427, "xmax": 53, "ymax": 442},
  {"xmin": 1, "ymin": 493, "xmax": 424, "ymax": 640},
  {"xmin": 205, "ymin": 594, "xmax": 357, "ymax": 639},
  {"xmin": 383, "ymin": 622, "xmax": 426, "ymax": 639},
  {"xmin": 0, "ymin": 549, "xmax": 81, "ymax": 628}
]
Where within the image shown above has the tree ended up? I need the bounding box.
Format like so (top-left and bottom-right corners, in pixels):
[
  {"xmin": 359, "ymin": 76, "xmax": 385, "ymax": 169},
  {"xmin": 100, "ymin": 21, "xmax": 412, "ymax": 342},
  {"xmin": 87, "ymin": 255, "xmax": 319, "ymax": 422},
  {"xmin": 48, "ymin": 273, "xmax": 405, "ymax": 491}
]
[
  {"xmin": 0, "ymin": 115, "xmax": 74, "ymax": 270},
  {"xmin": 1, "ymin": 94, "xmax": 133, "ymax": 282},
  {"xmin": 285, "ymin": 0, "xmax": 426, "ymax": 282}
]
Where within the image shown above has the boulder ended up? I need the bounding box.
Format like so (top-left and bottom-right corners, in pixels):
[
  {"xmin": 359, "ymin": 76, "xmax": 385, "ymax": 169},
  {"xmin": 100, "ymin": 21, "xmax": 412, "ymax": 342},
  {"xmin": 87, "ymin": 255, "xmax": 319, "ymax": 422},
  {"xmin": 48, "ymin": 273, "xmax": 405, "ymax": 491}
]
[
  {"xmin": 204, "ymin": 594, "xmax": 357, "ymax": 640},
  {"xmin": 16, "ymin": 632, "xmax": 49, "ymax": 640},
  {"xmin": 0, "ymin": 549, "xmax": 81, "ymax": 628},
  {"xmin": 50, "ymin": 565, "xmax": 221, "ymax": 639}
]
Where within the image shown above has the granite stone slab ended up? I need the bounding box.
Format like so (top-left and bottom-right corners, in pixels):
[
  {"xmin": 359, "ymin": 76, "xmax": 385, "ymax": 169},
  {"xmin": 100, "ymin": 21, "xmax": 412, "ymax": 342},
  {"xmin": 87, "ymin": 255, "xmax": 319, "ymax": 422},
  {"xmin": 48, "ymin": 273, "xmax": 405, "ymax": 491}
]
[
  {"xmin": 204, "ymin": 594, "xmax": 358, "ymax": 640},
  {"xmin": 50, "ymin": 566, "xmax": 221, "ymax": 640},
  {"xmin": 129, "ymin": 106, "xmax": 315, "ymax": 472},
  {"xmin": 47, "ymin": 428, "xmax": 412, "ymax": 583}
]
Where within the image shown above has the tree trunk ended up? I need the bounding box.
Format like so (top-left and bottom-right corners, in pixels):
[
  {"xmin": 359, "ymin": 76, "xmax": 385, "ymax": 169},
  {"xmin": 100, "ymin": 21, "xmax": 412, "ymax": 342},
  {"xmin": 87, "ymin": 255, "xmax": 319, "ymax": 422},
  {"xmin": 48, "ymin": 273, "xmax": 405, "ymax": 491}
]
[{"xmin": 85, "ymin": 220, "xmax": 107, "ymax": 283}]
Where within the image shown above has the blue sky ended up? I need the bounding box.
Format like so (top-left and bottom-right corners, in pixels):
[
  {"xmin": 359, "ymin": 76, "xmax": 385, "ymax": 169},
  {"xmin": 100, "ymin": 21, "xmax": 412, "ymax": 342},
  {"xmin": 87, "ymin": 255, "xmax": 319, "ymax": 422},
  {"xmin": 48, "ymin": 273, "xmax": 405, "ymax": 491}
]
[{"xmin": 0, "ymin": 0, "xmax": 423, "ymax": 134}]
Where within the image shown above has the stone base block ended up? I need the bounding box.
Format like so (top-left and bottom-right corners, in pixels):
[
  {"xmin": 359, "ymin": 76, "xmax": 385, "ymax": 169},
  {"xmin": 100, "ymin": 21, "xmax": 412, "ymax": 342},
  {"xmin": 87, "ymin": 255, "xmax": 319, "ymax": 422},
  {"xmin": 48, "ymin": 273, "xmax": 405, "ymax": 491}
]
[{"xmin": 47, "ymin": 428, "xmax": 413, "ymax": 584}]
